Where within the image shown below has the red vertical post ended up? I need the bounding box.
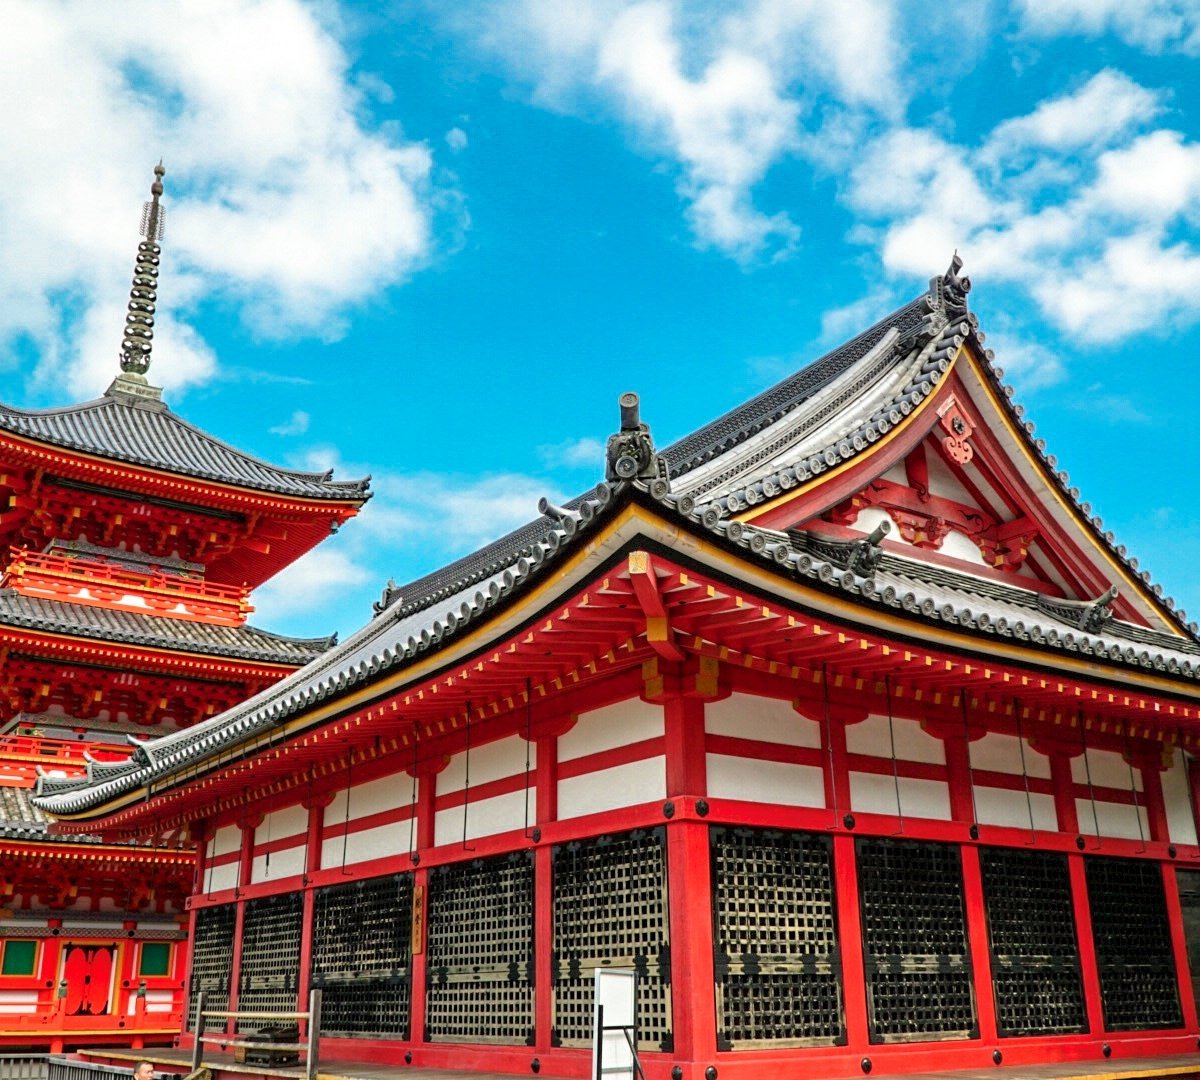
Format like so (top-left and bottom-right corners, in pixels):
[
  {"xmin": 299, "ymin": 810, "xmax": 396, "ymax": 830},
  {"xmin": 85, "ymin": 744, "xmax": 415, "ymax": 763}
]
[
  {"xmin": 1067, "ymin": 855, "xmax": 1105, "ymax": 1035},
  {"xmin": 409, "ymin": 764, "xmax": 438, "ymax": 1046},
  {"xmin": 180, "ymin": 820, "xmax": 208, "ymax": 1042},
  {"xmin": 226, "ymin": 818, "xmax": 259, "ymax": 1034},
  {"xmin": 296, "ymin": 795, "xmax": 329, "ymax": 1020},
  {"xmin": 833, "ymin": 832, "xmax": 870, "ymax": 1048},
  {"xmin": 1139, "ymin": 756, "xmax": 1169, "ymax": 844},
  {"xmin": 533, "ymin": 727, "xmax": 562, "ymax": 1052},
  {"xmin": 960, "ymin": 847, "xmax": 997, "ymax": 1042},
  {"xmin": 1050, "ymin": 752, "xmax": 1080, "ymax": 835},
  {"xmin": 117, "ymin": 920, "xmax": 139, "ymax": 1025},
  {"xmin": 662, "ymin": 691, "xmax": 716, "ymax": 1071},
  {"xmin": 1162, "ymin": 864, "xmax": 1199, "ymax": 1029}
]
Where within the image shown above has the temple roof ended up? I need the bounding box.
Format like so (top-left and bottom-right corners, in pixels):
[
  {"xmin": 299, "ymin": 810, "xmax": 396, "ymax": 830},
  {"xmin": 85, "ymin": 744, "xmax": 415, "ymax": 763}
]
[
  {"xmin": 0, "ymin": 392, "xmax": 370, "ymax": 502},
  {"xmin": 0, "ymin": 784, "xmax": 103, "ymax": 843},
  {"xmin": 35, "ymin": 262, "xmax": 1200, "ymax": 823},
  {"xmin": 0, "ymin": 589, "xmax": 334, "ymax": 664}
]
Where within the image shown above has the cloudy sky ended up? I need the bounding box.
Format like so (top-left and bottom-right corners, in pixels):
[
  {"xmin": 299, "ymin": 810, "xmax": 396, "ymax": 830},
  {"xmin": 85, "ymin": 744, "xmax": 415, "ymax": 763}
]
[{"xmin": 3, "ymin": 0, "xmax": 1200, "ymax": 640}]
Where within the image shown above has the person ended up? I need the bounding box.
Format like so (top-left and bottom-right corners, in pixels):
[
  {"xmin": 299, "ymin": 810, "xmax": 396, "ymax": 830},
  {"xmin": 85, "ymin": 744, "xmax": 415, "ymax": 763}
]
[{"xmin": 133, "ymin": 1063, "xmax": 153, "ymax": 1080}]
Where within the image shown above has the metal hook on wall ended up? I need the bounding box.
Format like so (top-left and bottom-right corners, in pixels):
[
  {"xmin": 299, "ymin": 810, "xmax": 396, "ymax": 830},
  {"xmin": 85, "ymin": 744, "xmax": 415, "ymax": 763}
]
[{"xmin": 885, "ymin": 675, "xmax": 904, "ymax": 836}]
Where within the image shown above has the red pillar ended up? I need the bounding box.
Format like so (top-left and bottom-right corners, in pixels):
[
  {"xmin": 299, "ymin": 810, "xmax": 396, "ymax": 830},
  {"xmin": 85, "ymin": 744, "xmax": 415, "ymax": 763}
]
[
  {"xmin": 1050, "ymin": 752, "xmax": 1080, "ymax": 835},
  {"xmin": 1139, "ymin": 754, "xmax": 1169, "ymax": 843},
  {"xmin": 181, "ymin": 820, "xmax": 209, "ymax": 1042},
  {"xmin": 116, "ymin": 920, "xmax": 139, "ymax": 1025},
  {"xmin": 409, "ymin": 759, "xmax": 439, "ymax": 1046},
  {"xmin": 1162, "ymin": 863, "xmax": 1199, "ymax": 1029},
  {"xmin": 297, "ymin": 793, "xmax": 332, "ymax": 1021},
  {"xmin": 960, "ymin": 848, "xmax": 997, "ymax": 1042},
  {"xmin": 662, "ymin": 690, "xmax": 716, "ymax": 1073},
  {"xmin": 532, "ymin": 725, "xmax": 564, "ymax": 1054},
  {"xmin": 1067, "ymin": 854, "xmax": 1105, "ymax": 1035},
  {"xmin": 833, "ymin": 832, "xmax": 870, "ymax": 1048},
  {"xmin": 226, "ymin": 817, "xmax": 259, "ymax": 1033}
]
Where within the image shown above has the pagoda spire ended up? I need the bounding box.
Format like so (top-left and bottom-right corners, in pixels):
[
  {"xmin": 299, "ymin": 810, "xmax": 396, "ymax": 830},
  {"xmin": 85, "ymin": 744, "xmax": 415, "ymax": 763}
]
[{"xmin": 109, "ymin": 163, "xmax": 166, "ymax": 403}]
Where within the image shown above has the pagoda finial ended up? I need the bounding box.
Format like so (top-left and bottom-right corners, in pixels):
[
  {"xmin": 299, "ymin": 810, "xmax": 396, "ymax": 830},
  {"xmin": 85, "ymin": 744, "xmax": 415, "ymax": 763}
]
[{"xmin": 118, "ymin": 162, "xmax": 167, "ymax": 378}]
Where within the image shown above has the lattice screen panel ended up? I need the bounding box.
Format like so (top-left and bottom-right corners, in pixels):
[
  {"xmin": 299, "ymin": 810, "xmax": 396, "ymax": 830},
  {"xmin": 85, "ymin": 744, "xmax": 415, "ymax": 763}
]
[
  {"xmin": 311, "ymin": 873, "xmax": 413, "ymax": 1038},
  {"xmin": 979, "ymin": 847, "xmax": 1085, "ymax": 1036},
  {"xmin": 1086, "ymin": 855, "xmax": 1182, "ymax": 1030},
  {"xmin": 857, "ymin": 837, "xmax": 975, "ymax": 1042},
  {"xmin": 426, "ymin": 852, "xmax": 534, "ymax": 1044},
  {"xmin": 710, "ymin": 827, "xmax": 843, "ymax": 1048},
  {"xmin": 552, "ymin": 828, "xmax": 672, "ymax": 1052},
  {"xmin": 188, "ymin": 903, "xmax": 236, "ymax": 1030},
  {"xmin": 238, "ymin": 892, "xmax": 303, "ymax": 1033}
]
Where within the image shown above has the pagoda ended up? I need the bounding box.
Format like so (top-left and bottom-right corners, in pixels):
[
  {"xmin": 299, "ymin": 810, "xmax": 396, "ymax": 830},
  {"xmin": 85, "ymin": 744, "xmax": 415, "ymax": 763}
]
[
  {"xmin": 0, "ymin": 165, "xmax": 369, "ymax": 1054},
  {"xmin": 37, "ymin": 259, "xmax": 1200, "ymax": 1079}
]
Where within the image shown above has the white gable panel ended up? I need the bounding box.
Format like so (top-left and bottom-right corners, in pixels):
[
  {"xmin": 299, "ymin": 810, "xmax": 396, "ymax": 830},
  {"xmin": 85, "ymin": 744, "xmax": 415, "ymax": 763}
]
[{"xmin": 560, "ymin": 700, "xmax": 664, "ymax": 761}]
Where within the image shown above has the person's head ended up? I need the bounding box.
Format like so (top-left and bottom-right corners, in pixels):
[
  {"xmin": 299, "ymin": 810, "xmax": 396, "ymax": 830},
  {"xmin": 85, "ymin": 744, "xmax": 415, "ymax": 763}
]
[{"xmin": 134, "ymin": 1063, "xmax": 153, "ymax": 1080}]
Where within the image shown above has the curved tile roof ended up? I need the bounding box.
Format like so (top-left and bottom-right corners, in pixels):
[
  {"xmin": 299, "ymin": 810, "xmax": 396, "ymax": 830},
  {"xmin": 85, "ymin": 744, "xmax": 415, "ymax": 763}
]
[
  {"xmin": 33, "ymin": 262, "xmax": 1200, "ymax": 819},
  {"xmin": 0, "ymin": 390, "xmax": 370, "ymax": 501},
  {"xmin": 0, "ymin": 590, "xmax": 334, "ymax": 664}
]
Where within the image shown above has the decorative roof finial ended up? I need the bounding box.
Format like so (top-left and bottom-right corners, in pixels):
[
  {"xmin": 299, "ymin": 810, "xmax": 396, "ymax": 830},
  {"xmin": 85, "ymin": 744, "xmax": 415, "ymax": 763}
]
[
  {"xmin": 118, "ymin": 162, "xmax": 166, "ymax": 378},
  {"xmin": 605, "ymin": 392, "xmax": 670, "ymax": 487}
]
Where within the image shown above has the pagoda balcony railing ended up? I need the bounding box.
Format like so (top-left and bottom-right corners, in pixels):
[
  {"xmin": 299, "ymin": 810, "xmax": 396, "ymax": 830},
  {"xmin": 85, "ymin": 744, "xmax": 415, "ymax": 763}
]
[
  {"xmin": 0, "ymin": 735, "xmax": 132, "ymax": 781},
  {"xmin": 1, "ymin": 548, "xmax": 252, "ymax": 626},
  {"xmin": 0, "ymin": 975, "xmax": 185, "ymax": 1045}
]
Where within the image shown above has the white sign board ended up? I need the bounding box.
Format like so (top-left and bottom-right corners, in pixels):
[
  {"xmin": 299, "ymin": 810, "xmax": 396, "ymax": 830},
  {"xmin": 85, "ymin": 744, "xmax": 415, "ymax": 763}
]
[{"xmin": 591, "ymin": 967, "xmax": 637, "ymax": 1080}]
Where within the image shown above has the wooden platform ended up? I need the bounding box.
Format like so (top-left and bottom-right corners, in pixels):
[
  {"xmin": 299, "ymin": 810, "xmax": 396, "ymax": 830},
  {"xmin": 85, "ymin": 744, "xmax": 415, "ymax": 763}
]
[{"xmin": 80, "ymin": 1047, "xmax": 1200, "ymax": 1080}]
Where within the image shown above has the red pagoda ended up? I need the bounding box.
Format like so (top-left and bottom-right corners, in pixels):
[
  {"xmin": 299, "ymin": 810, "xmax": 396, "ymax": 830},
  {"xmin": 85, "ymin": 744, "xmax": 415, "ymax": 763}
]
[
  {"xmin": 0, "ymin": 165, "xmax": 368, "ymax": 1054},
  {"xmin": 36, "ymin": 258, "xmax": 1200, "ymax": 1079}
]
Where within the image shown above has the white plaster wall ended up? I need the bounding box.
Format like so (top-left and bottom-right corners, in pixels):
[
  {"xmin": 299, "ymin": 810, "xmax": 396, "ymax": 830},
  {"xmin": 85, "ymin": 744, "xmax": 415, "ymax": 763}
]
[
  {"xmin": 706, "ymin": 755, "xmax": 825, "ymax": 807},
  {"xmin": 61, "ymin": 919, "xmax": 126, "ymax": 931},
  {"xmin": 1071, "ymin": 747, "xmax": 1142, "ymax": 790},
  {"xmin": 972, "ymin": 786, "xmax": 1058, "ymax": 831},
  {"xmin": 1075, "ymin": 798, "xmax": 1151, "ymax": 842},
  {"xmin": 321, "ymin": 819, "xmax": 410, "ymax": 869},
  {"xmin": 969, "ymin": 732, "xmax": 1051, "ymax": 778},
  {"xmin": 559, "ymin": 700, "xmax": 664, "ymax": 761},
  {"xmin": 558, "ymin": 756, "xmax": 666, "ymax": 819},
  {"xmin": 251, "ymin": 841, "xmax": 306, "ymax": 883},
  {"xmin": 203, "ymin": 825, "xmax": 242, "ymax": 892},
  {"xmin": 852, "ymin": 506, "xmax": 912, "ymax": 546},
  {"xmin": 940, "ymin": 530, "xmax": 988, "ymax": 567},
  {"xmin": 0, "ymin": 990, "xmax": 38, "ymax": 1014},
  {"xmin": 434, "ymin": 788, "xmax": 535, "ymax": 846},
  {"xmin": 326, "ymin": 773, "xmax": 409, "ymax": 823},
  {"xmin": 1163, "ymin": 749, "xmax": 1198, "ymax": 846},
  {"xmin": 260, "ymin": 804, "xmax": 308, "ymax": 844},
  {"xmin": 848, "ymin": 714, "xmax": 945, "ymax": 765},
  {"xmin": 440, "ymin": 734, "xmax": 534, "ymax": 792},
  {"xmin": 850, "ymin": 773, "xmax": 951, "ymax": 820},
  {"xmin": 125, "ymin": 988, "xmax": 175, "ymax": 1014},
  {"xmin": 705, "ymin": 693, "xmax": 821, "ymax": 748}
]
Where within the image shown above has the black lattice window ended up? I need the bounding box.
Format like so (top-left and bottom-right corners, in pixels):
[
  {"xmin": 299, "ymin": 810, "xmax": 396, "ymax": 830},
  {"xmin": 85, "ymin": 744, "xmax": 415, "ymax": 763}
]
[
  {"xmin": 857, "ymin": 837, "xmax": 975, "ymax": 1042},
  {"xmin": 189, "ymin": 904, "xmax": 236, "ymax": 1030},
  {"xmin": 426, "ymin": 852, "xmax": 534, "ymax": 1044},
  {"xmin": 711, "ymin": 827, "xmax": 844, "ymax": 1048},
  {"xmin": 311, "ymin": 874, "xmax": 413, "ymax": 1038},
  {"xmin": 1086, "ymin": 856, "xmax": 1182, "ymax": 1030},
  {"xmin": 238, "ymin": 892, "xmax": 303, "ymax": 1033},
  {"xmin": 979, "ymin": 848, "xmax": 1086, "ymax": 1036},
  {"xmin": 552, "ymin": 828, "xmax": 671, "ymax": 1052}
]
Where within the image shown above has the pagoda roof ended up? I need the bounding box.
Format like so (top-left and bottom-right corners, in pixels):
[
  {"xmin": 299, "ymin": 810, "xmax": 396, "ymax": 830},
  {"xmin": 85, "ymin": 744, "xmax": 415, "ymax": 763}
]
[
  {"xmin": 0, "ymin": 387, "xmax": 370, "ymax": 503},
  {"xmin": 0, "ymin": 588, "xmax": 334, "ymax": 664},
  {"xmin": 34, "ymin": 262, "xmax": 1200, "ymax": 826},
  {"xmin": 0, "ymin": 784, "xmax": 106, "ymax": 843}
]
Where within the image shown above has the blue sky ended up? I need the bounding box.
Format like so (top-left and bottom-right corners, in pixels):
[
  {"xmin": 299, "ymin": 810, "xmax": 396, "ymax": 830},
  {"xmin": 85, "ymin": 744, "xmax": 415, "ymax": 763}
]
[{"xmin": 3, "ymin": 1, "xmax": 1200, "ymax": 641}]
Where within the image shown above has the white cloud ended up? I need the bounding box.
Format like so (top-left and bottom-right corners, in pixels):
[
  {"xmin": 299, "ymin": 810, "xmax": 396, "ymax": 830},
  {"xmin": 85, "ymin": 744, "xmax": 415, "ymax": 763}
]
[
  {"xmin": 446, "ymin": 127, "xmax": 469, "ymax": 151},
  {"xmin": 460, "ymin": 0, "xmax": 910, "ymax": 261},
  {"xmin": 538, "ymin": 437, "xmax": 606, "ymax": 470},
  {"xmin": 0, "ymin": 0, "xmax": 440, "ymax": 399},
  {"xmin": 1016, "ymin": 0, "xmax": 1200, "ymax": 54},
  {"xmin": 251, "ymin": 545, "xmax": 374, "ymax": 626},
  {"xmin": 269, "ymin": 410, "xmax": 311, "ymax": 437},
  {"xmin": 844, "ymin": 71, "xmax": 1200, "ymax": 346}
]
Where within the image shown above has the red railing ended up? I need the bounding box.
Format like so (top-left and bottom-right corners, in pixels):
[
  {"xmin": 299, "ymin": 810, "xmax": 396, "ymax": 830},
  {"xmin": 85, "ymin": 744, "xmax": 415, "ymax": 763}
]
[{"xmin": 1, "ymin": 548, "xmax": 252, "ymax": 626}]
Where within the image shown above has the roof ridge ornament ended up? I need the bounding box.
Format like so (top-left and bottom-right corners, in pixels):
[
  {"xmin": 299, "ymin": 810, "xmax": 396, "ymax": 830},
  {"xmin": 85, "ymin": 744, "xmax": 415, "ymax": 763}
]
[
  {"xmin": 790, "ymin": 520, "xmax": 890, "ymax": 576},
  {"xmin": 107, "ymin": 162, "xmax": 166, "ymax": 404},
  {"xmin": 1037, "ymin": 584, "xmax": 1119, "ymax": 634},
  {"xmin": 930, "ymin": 252, "xmax": 971, "ymax": 321},
  {"xmin": 605, "ymin": 392, "xmax": 670, "ymax": 486}
]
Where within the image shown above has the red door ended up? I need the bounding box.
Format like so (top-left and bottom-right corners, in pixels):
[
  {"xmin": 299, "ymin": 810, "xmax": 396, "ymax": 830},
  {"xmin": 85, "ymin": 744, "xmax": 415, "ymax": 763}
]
[{"xmin": 62, "ymin": 944, "xmax": 116, "ymax": 1016}]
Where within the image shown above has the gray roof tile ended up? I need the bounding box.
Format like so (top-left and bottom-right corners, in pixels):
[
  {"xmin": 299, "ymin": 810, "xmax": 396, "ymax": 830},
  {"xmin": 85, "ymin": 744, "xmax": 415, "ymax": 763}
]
[
  {"xmin": 0, "ymin": 589, "xmax": 334, "ymax": 664},
  {"xmin": 0, "ymin": 392, "xmax": 369, "ymax": 501}
]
